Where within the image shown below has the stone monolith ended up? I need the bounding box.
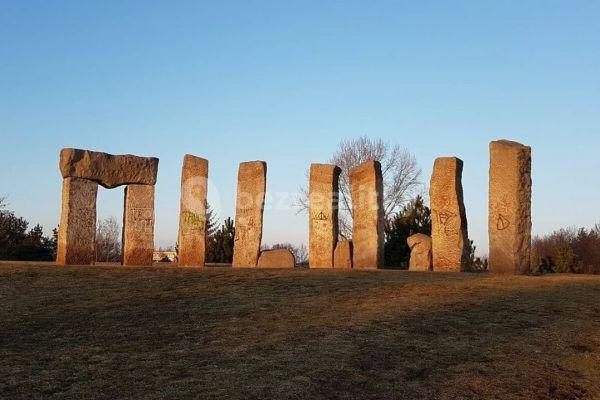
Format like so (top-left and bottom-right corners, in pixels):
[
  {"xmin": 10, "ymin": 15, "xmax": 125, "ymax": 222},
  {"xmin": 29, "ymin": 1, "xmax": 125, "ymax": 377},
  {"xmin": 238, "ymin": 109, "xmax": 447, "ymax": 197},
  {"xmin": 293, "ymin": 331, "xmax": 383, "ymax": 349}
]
[
  {"xmin": 407, "ymin": 234, "xmax": 433, "ymax": 272},
  {"xmin": 122, "ymin": 184, "xmax": 155, "ymax": 266},
  {"xmin": 430, "ymin": 157, "xmax": 469, "ymax": 272},
  {"xmin": 489, "ymin": 140, "xmax": 532, "ymax": 274},
  {"xmin": 177, "ymin": 155, "xmax": 209, "ymax": 267},
  {"xmin": 60, "ymin": 148, "xmax": 159, "ymax": 189},
  {"xmin": 309, "ymin": 163, "xmax": 341, "ymax": 268},
  {"xmin": 350, "ymin": 160, "xmax": 384, "ymax": 269},
  {"xmin": 333, "ymin": 240, "xmax": 353, "ymax": 269},
  {"xmin": 232, "ymin": 161, "xmax": 267, "ymax": 268},
  {"xmin": 56, "ymin": 177, "xmax": 98, "ymax": 265},
  {"xmin": 257, "ymin": 249, "xmax": 295, "ymax": 268}
]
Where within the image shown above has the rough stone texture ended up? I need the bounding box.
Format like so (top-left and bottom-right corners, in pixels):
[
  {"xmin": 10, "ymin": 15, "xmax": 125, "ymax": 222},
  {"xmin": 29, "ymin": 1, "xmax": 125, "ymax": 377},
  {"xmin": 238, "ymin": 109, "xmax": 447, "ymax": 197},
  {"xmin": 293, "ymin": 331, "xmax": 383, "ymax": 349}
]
[
  {"xmin": 407, "ymin": 234, "xmax": 433, "ymax": 272},
  {"xmin": 232, "ymin": 161, "xmax": 267, "ymax": 268},
  {"xmin": 309, "ymin": 163, "xmax": 341, "ymax": 268},
  {"xmin": 489, "ymin": 140, "xmax": 532, "ymax": 274},
  {"xmin": 122, "ymin": 184, "xmax": 155, "ymax": 266},
  {"xmin": 60, "ymin": 148, "xmax": 159, "ymax": 189},
  {"xmin": 177, "ymin": 155, "xmax": 209, "ymax": 267},
  {"xmin": 430, "ymin": 157, "xmax": 469, "ymax": 272},
  {"xmin": 333, "ymin": 240, "xmax": 353, "ymax": 269},
  {"xmin": 56, "ymin": 177, "xmax": 98, "ymax": 265},
  {"xmin": 350, "ymin": 161, "xmax": 384, "ymax": 269},
  {"xmin": 257, "ymin": 249, "xmax": 295, "ymax": 269}
]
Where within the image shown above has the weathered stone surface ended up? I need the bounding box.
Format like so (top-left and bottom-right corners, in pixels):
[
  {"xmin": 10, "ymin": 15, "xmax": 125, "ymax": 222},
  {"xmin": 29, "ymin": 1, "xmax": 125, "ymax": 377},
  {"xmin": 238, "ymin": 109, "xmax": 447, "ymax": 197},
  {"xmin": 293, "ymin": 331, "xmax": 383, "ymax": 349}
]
[
  {"xmin": 60, "ymin": 148, "xmax": 159, "ymax": 189},
  {"xmin": 232, "ymin": 161, "xmax": 267, "ymax": 268},
  {"xmin": 122, "ymin": 184, "xmax": 155, "ymax": 266},
  {"xmin": 407, "ymin": 234, "xmax": 433, "ymax": 271},
  {"xmin": 177, "ymin": 155, "xmax": 209, "ymax": 267},
  {"xmin": 350, "ymin": 161, "xmax": 384, "ymax": 269},
  {"xmin": 309, "ymin": 163, "xmax": 341, "ymax": 269},
  {"xmin": 257, "ymin": 249, "xmax": 295, "ymax": 269},
  {"xmin": 56, "ymin": 178, "xmax": 98, "ymax": 265},
  {"xmin": 489, "ymin": 140, "xmax": 532, "ymax": 274},
  {"xmin": 333, "ymin": 240, "xmax": 353, "ymax": 269},
  {"xmin": 430, "ymin": 157, "xmax": 469, "ymax": 272}
]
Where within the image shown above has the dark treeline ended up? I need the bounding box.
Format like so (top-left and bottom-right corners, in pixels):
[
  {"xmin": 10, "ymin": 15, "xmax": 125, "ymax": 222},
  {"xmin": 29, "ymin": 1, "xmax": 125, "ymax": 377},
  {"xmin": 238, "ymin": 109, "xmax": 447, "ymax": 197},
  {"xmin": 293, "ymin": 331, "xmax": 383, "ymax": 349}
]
[
  {"xmin": 0, "ymin": 198, "xmax": 57, "ymax": 261},
  {"xmin": 533, "ymin": 225, "xmax": 600, "ymax": 274}
]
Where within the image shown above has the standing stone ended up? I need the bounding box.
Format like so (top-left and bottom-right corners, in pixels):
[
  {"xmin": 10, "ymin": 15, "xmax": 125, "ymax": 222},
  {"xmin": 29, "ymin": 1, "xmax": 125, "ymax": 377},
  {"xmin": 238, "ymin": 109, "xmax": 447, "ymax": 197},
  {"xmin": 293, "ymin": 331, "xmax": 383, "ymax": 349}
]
[
  {"xmin": 232, "ymin": 161, "xmax": 267, "ymax": 268},
  {"xmin": 56, "ymin": 177, "xmax": 98, "ymax": 265},
  {"xmin": 407, "ymin": 234, "xmax": 433, "ymax": 271},
  {"xmin": 257, "ymin": 249, "xmax": 295, "ymax": 268},
  {"xmin": 177, "ymin": 155, "xmax": 209, "ymax": 267},
  {"xmin": 430, "ymin": 157, "xmax": 469, "ymax": 272},
  {"xmin": 489, "ymin": 140, "xmax": 532, "ymax": 274},
  {"xmin": 122, "ymin": 184, "xmax": 155, "ymax": 266},
  {"xmin": 333, "ymin": 240, "xmax": 353, "ymax": 269},
  {"xmin": 350, "ymin": 161, "xmax": 384, "ymax": 269},
  {"xmin": 309, "ymin": 163, "xmax": 341, "ymax": 268}
]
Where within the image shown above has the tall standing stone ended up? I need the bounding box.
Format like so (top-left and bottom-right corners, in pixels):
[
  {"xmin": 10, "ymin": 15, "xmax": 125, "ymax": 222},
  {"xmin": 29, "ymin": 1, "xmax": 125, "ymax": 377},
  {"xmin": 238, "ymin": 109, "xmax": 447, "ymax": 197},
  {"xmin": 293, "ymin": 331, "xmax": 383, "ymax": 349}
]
[
  {"xmin": 489, "ymin": 140, "xmax": 532, "ymax": 274},
  {"xmin": 430, "ymin": 157, "xmax": 469, "ymax": 272},
  {"xmin": 56, "ymin": 177, "xmax": 98, "ymax": 265},
  {"xmin": 122, "ymin": 184, "xmax": 155, "ymax": 266},
  {"xmin": 350, "ymin": 160, "xmax": 384, "ymax": 269},
  {"xmin": 309, "ymin": 163, "xmax": 341, "ymax": 268},
  {"xmin": 177, "ymin": 155, "xmax": 209, "ymax": 267},
  {"xmin": 232, "ymin": 161, "xmax": 267, "ymax": 268}
]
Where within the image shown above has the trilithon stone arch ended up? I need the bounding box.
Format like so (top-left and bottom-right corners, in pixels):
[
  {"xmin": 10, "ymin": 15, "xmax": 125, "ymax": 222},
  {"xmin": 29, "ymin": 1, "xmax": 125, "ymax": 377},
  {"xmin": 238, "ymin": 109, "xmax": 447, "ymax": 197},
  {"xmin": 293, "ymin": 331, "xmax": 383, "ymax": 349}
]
[{"xmin": 56, "ymin": 148, "xmax": 159, "ymax": 266}]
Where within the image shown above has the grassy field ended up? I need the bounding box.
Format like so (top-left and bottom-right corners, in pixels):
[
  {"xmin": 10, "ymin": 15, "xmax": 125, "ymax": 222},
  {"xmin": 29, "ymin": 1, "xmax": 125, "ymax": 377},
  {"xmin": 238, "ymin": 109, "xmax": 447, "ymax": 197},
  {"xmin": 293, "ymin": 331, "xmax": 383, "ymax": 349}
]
[{"xmin": 1, "ymin": 263, "xmax": 599, "ymax": 400}]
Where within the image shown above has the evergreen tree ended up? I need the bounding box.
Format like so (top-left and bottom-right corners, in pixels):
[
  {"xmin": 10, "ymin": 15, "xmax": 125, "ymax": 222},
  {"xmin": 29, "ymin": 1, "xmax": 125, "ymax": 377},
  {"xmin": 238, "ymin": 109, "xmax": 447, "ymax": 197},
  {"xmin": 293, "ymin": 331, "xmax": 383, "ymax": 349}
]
[
  {"xmin": 206, "ymin": 217, "xmax": 235, "ymax": 263},
  {"xmin": 384, "ymin": 195, "xmax": 431, "ymax": 268}
]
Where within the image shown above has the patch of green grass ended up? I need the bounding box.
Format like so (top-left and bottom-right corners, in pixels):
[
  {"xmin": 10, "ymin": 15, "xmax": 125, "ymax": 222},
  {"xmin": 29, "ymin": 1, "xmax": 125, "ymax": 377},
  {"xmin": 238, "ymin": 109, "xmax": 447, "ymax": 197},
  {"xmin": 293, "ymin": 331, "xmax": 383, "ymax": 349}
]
[{"xmin": 1, "ymin": 263, "xmax": 599, "ymax": 399}]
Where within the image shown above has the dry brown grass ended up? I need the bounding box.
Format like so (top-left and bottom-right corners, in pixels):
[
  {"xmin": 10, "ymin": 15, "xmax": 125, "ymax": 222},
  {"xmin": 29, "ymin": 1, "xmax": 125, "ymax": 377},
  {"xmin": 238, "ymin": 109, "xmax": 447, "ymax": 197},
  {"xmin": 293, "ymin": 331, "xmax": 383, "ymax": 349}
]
[{"xmin": 1, "ymin": 262, "xmax": 599, "ymax": 399}]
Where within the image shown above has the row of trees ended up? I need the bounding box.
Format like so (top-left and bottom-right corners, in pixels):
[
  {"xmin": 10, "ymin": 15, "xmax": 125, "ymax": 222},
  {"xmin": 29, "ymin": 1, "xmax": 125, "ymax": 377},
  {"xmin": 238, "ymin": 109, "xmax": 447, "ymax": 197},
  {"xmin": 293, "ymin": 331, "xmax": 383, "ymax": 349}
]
[
  {"xmin": 0, "ymin": 198, "xmax": 57, "ymax": 261},
  {"xmin": 533, "ymin": 225, "xmax": 600, "ymax": 274}
]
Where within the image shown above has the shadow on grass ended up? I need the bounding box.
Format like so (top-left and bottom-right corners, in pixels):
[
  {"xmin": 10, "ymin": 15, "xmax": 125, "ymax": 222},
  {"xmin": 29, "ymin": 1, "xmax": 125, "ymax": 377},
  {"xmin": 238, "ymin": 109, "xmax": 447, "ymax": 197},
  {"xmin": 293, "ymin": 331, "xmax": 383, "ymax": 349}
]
[{"xmin": 1, "ymin": 265, "xmax": 599, "ymax": 399}]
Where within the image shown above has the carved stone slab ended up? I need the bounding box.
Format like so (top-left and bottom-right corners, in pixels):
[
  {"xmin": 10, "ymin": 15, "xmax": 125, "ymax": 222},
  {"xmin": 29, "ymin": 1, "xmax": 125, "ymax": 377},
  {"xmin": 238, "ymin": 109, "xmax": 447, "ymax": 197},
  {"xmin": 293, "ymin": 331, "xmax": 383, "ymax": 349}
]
[
  {"xmin": 309, "ymin": 163, "xmax": 341, "ymax": 268},
  {"xmin": 122, "ymin": 184, "xmax": 155, "ymax": 266},
  {"xmin": 232, "ymin": 161, "xmax": 267, "ymax": 268},
  {"xmin": 350, "ymin": 160, "xmax": 384, "ymax": 269},
  {"xmin": 257, "ymin": 249, "xmax": 295, "ymax": 268},
  {"xmin": 56, "ymin": 177, "xmax": 98, "ymax": 265},
  {"xmin": 177, "ymin": 155, "xmax": 209, "ymax": 267},
  {"xmin": 333, "ymin": 240, "xmax": 353, "ymax": 269},
  {"xmin": 430, "ymin": 157, "xmax": 469, "ymax": 272},
  {"xmin": 489, "ymin": 140, "xmax": 532, "ymax": 274}
]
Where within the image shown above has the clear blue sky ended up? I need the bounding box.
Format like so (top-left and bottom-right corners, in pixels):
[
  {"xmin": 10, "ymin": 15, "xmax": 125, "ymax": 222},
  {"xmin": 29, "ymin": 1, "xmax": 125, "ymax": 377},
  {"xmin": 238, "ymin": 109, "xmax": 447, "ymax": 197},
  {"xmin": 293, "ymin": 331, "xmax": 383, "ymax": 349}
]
[{"xmin": 1, "ymin": 1, "xmax": 599, "ymax": 255}]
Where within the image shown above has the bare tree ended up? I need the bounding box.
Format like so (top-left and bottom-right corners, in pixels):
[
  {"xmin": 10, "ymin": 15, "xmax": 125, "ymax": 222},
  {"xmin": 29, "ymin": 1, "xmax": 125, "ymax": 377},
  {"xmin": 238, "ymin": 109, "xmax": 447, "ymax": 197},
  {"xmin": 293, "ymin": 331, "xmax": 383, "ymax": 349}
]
[
  {"xmin": 96, "ymin": 216, "xmax": 121, "ymax": 263},
  {"xmin": 296, "ymin": 136, "xmax": 422, "ymax": 238}
]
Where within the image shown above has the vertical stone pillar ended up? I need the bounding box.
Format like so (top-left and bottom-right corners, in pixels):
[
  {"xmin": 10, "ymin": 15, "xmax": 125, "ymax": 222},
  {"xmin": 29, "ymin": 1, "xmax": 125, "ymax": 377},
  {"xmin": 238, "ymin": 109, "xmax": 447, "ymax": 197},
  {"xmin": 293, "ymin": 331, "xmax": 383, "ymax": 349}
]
[
  {"xmin": 350, "ymin": 160, "xmax": 384, "ymax": 269},
  {"xmin": 177, "ymin": 155, "xmax": 209, "ymax": 267},
  {"xmin": 122, "ymin": 184, "xmax": 155, "ymax": 266},
  {"xmin": 489, "ymin": 140, "xmax": 532, "ymax": 274},
  {"xmin": 56, "ymin": 177, "xmax": 98, "ymax": 265},
  {"xmin": 430, "ymin": 157, "xmax": 469, "ymax": 272},
  {"xmin": 309, "ymin": 163, "xmax": 341, "ymax": 268},
  {"xmin": 232, "ymin": 161, "xmax": 267, "ymax": 268}
]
